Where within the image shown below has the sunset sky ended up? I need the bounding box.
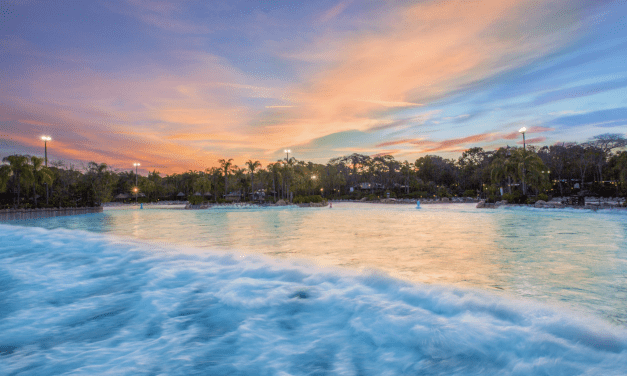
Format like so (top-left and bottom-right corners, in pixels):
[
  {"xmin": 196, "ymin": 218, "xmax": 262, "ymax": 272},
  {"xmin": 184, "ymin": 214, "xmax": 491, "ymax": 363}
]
[{"xmin": 1, "ymin": 0, "xmax": 626, "ymax": 173}]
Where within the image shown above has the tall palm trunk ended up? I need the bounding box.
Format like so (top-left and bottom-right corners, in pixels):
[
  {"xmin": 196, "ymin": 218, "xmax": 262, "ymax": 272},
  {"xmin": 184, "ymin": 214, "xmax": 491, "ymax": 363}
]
[{"xmin": 33, "ymin": 182, "xmax": 38, "ymax": 207}]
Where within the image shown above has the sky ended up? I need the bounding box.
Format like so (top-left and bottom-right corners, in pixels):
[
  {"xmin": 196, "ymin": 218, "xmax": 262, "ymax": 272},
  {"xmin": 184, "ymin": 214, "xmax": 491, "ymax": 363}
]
[{"xmin": 1, "ymin": 0, "xmax": 626, "ymax": 174}]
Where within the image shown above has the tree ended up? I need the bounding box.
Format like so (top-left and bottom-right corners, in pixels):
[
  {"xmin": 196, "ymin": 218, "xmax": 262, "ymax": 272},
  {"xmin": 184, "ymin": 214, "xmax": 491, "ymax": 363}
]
[
  {"xmin": 586, "ymin": 133, "xmax": 627, "ymax": 154},
  {"xmin": 192, "ymin": 176, "xmax": 211, "ymax": 197},
  {"xmin": 3, "ymin": 155, "xmax": 33, "ymax": 208},
  {"xmin": 458, "ymin": 147, "xmax": 490, "ymax": 192},
  {"xmin": 31, "ymin": 156, "xmax": 54, "ymax": 206},
  {"xmin": 219, "ymin": 158, "xmax": 234, "ymax": 197},
  {"xmin": 490, "ymin": 150, "xmax": 517, "ymax": 194},
  {"xmin": 0, "ymin": 164, "xmax": 11, "ymax": 194},
  {"xmin": 246, "ymin": 160, "xmax": 262, "ymax": 196},
  {"xmin": 510, "ymin": 148, "xmax": 548, "ymax": 195},
  {"xmin": 83, "ymin": 162, "xmax": 118, "ymax": 206}
]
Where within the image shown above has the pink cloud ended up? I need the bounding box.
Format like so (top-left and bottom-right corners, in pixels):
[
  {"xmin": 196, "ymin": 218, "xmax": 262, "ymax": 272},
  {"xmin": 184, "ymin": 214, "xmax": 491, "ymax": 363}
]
[
  {"xmin": 518, "ymin": 137, "xmax": 546, "ymax": 144},
  {"xmin": 375, "ymin": 138, "xmax": 421, "ymax": 148},
  {"xmin": 318, "ymin": 0, "xmax": 352, "ymax": 23}
]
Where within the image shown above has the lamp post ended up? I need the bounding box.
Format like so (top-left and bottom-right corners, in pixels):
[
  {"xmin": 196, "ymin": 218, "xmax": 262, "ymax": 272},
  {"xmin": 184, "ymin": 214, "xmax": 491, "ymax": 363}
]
[
  {"xmin": 41, "ymin": 136, "xmax": 51, "ymax": 167},
  {"xmin": 284, "ymin": 150, "xmax": 291, "ymax": 201},
  {"xmin": 133, "ymin": 163, "xmax": 140, "ymax": 204},
  {"xmin": 519, "ymin": 127, "xmax": 527, "ymax": 195},
  {"xmin": 519, "ymin": 127, "xmax": 527, "ymax": 151},
  {"xmin": 40, "ymin": 136, "xmax": 52, "ymax": 205}
]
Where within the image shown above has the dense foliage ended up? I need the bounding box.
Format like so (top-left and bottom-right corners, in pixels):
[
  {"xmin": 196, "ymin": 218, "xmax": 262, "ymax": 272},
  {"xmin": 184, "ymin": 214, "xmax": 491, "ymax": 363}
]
[{"xmin": 2, "ymin": 133, "xmax": 626, "ymax": 208}]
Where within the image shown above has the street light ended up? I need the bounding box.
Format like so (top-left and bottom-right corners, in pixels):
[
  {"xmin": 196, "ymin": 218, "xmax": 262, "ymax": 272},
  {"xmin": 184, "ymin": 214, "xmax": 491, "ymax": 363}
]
[
  {"xmin": 41, "ymin": 136, "xmax": 51, "ymax": 167},
  {"xmin": 519, "ymin": 127, "xmax": 527, "ymax": 151},
  {"xmin": 133, "ymin": 163, "xmax": 140, "ymax": 204},
  {"xmin": 284, "ymin": 149, "xmax": 291, "ymax": 162},
  {"xmin": 519, "ymin": 127, "xmax": 527, "ymax": 195}
]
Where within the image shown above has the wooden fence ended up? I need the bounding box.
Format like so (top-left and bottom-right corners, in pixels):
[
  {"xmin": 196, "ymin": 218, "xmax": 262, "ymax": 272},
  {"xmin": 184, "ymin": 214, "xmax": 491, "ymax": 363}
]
[{"xmin": 0, "ymin": 207, "xmax": 103, "ymax": 221}]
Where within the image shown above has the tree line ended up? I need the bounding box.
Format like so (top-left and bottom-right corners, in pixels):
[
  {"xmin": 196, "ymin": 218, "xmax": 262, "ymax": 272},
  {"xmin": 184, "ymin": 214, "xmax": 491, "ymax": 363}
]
[{"xmin": 1, "ymin": 133, "xmax": 626, "ymax": 209}]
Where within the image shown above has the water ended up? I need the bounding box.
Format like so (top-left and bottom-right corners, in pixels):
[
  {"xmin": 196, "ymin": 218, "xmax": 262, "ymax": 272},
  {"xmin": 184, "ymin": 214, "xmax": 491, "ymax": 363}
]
[{"xmin": 1, "ymin": 203, "xmax": 626, "ymax": 375}]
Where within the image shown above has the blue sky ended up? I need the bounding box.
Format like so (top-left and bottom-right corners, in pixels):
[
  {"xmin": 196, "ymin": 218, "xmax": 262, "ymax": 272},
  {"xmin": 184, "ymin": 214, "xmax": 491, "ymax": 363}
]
[{"xmin": 1, "ymin": 0, "xmax": 626, "ymax": 172}]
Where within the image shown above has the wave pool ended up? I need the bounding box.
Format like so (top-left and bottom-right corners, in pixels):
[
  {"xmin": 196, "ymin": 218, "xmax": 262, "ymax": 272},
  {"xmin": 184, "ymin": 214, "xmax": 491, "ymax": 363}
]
[{"xmin": 1, "ymin": 203, "xmax": 626, "ymax": 375}]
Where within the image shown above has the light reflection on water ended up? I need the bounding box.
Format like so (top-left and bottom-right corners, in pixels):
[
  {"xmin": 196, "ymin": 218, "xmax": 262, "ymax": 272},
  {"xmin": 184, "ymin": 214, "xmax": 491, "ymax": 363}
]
[{"xmin": 13, "ymin": 202, "xmax": 627, "ymax": 325}]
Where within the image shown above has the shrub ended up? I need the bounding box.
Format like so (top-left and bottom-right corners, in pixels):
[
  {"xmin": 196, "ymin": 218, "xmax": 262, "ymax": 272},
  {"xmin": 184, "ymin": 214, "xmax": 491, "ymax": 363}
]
[
  {"xmin": 437, "ymin": 187, "xmax": 451, "ymax": 198},
  {"xmin": 537, "ymin": 193, "xmax": 549, "ymax": 202},
  {"xmin": 383, "ymin": 190, "xmax": 397, "ymax": 198},
  {"xmin": 367, "ymin": 194, "xmax": 379, "ymax": 201},
  {"xmin": 293, "ymin": 195, "xmax": 324, "ymax": 204},
  {"xmin": 463, "ymin": 189, "xmax": 476, "ymax": 197},
  {"xmin": 526, "ymin": 197, "xmax": 537, "ymax": 205},
  {"xmin": 502, "ymin": 191, "xmax": 527, "ymax": 204},
  {"xmin": 188, "ymin": 195, "xmax": 207, "ymax": 205},
  {"xmin": 487, "ymin": 195, "xmax": 499, "ymax": 203}
]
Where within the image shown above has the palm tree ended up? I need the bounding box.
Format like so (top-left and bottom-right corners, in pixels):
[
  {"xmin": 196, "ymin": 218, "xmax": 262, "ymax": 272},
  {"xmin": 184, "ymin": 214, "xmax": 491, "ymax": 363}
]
[
  {"xmin": 246, "ymin": 160, "xmax": 262, "ymax": 198},
  {"xmin": 234, "ymin": 168, "xmax": 247, "ymax": 197},
  {"xmin": 510, "ymin": 149, "xmax": 548, "ymax": 195},
  {"xmin": 491, "ymin": 155, "xmax": 516, "ymax": 194},
  {"xmin": 283, "ymin": 157, "xmax": 296, "ymax": 201},
  {"xmin": 219, "ymin": 158, "xmax": 234, "ymax": 197},
  {"xmin": 3, "ymin": 155, "xmax": 33, "ymax": 208}
]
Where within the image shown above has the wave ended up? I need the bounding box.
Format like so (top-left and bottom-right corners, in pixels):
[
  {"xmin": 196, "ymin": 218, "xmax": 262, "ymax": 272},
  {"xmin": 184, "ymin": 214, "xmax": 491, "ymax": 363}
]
[{"xmin": 0, "ymin": 224, "xmax": 625, "ymax": 375}]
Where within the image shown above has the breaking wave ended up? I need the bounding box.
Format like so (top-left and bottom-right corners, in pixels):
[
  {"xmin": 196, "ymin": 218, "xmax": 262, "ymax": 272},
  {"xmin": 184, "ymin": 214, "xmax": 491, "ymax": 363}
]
[{"xmin": 1, "ymin": 224, "xmax": 625, "ymax": 375}]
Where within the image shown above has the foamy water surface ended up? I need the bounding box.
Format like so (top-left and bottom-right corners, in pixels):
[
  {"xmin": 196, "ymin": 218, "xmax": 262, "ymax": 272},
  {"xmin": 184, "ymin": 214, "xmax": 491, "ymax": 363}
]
[{"xmin": 1, "ymin": 202, "xmax": 626, "ymax": 375}]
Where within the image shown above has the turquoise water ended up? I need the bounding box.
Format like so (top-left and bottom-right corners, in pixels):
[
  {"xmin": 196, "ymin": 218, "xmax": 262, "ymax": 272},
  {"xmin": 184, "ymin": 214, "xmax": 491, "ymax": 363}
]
[
  {"xmin": 2, "ymin": 203, "xmax": 627, "ymax": 375},
  {"xmin": 9, "ymin": 202, "xmax": 627, "ymax": 326}
]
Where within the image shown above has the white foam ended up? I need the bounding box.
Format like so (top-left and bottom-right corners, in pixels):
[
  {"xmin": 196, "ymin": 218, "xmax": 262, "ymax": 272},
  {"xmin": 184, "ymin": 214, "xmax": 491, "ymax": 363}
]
[{"xmin": 0, "ymin": 224, "xmax": 625, "ymax": 375}]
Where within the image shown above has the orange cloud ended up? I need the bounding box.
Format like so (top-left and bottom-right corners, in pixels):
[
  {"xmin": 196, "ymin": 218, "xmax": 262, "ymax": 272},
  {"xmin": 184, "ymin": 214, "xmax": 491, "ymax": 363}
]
[{"xmin": 251, "ymin": 0, "xmax": 579, "ymax": 149}]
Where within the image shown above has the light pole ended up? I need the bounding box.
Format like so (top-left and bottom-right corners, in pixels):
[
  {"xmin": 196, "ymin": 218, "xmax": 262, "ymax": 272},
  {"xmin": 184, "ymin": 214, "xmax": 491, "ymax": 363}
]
[
  {"xmin": 41, "ymin": 136, "xmax": 51, "ymax": 167},
  {"xmin": 519, "ymin": 127, "xmax": 527, "ymax": 195},
  {"xmin": 133, "ymin": 163, "xmax": 140, "ymax": 204},
  {"xmin": 311, "ymin": 175, "xmax": 317, "ymax": 195},
  {"xmin": 284, "ymin": 149, "xmax": 291, "ymax": 201},
  {"xmin": 41, "ymin": 136, "xmax": 51, "ymax": 205}
]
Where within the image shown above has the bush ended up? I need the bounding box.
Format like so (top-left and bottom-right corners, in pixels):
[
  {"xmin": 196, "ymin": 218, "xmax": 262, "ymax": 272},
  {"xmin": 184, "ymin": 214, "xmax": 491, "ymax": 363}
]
[
  {"xmin": 293, "ymin": 195, "xmax": 324, "ymax": 204},
  {"xmin": 537, "ymin": 193, "xmax": 549, "ymax": 202},
  {"xmin": 366, "ymin": 194, "xmax": 379, "ymax": 201},
  {"xmin": 463, "ymin": 189, "xmax": 476, "ymax": 197},
  {"xmin": 526, "ymin": 197, "xmax": 537, "ymax": 205},
  {"xmin": 383, "ymin": 190, "xmax": 397, "ymax": 198},
  {"xmin": 188, "ymin": 195, "xmax": 208, "ymax": 205},
  {"xmin": 437, "ymin": 187, "xmax": 451, "ymax": 198},
  {"xmin": 487, "ymin": 195, "xmax": 499, "ymax": 203},
  {"xmin": 502, "ymin": 191, "xmax": 527, "ymax": 204}
]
